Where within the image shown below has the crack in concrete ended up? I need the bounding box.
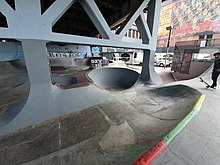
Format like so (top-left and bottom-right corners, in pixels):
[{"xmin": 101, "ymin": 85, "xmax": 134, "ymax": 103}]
[
  {"xmin": 127, "ymin": 121, "xmax": 148, "ymax": 138},
  {"xmin": 58, "ymin": 117, "xmax": 61, "ymax": 150},
  {"xmin": 147, "ymin": 114, "xmax": 179, "ymax": 121},
  {"xmin": 150, "ymin": 107, "xmax": 169, "ymax": 114}
]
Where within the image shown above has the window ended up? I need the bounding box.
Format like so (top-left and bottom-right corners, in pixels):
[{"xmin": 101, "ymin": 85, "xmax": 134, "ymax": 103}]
[
  {"xmin": 134, "ymin": 52, "xmax": 137, "ymax": 58},
  {"xmin": 136, "ymin": 31, "xmax": 139, "ymax": 39},
  {"xmin": 128, "ymin": 29, "xmax": 132, "ymax": 37},
  {"xmin": 132, "ymin": 30, "xmax": 135, "ymax": 38},
  {"xmin": 199, "ymin": 35, "xmax": 205, "ymax": 39}
]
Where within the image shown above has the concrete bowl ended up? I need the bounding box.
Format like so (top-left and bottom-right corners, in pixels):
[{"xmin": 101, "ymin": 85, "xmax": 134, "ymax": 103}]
[
  {"xmin": 88, "ymin": 67, "xmax": 139, "ymax": 91},
  {"xmin": 51, "ymin": 75, "xmax": 78, "ymax": 85}
]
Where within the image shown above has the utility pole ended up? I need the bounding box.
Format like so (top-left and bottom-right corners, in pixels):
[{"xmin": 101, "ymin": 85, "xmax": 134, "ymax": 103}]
[{"xmin": 164, "ymin": 25, "xmax": 173, "ymax": 69}]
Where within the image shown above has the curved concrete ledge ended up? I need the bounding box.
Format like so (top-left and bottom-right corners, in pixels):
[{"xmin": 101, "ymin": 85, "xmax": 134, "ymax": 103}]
[
  {"xmin": 134, "ymin": 94, "xmax": 206, "ymax": 165},
  {"xmin": 172, "ymin": 61, "xmax": 212, "ymax": 81},
  {"xmin": 88, "ymin": 67, "xmax": 139, "ymax": 91}
]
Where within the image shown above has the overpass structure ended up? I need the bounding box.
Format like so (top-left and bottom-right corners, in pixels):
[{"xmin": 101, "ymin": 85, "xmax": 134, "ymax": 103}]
[
  {"xmin": 1, "ymin": 1, "xmax": 217, "ymax": 165},
  {"xmin": 0, "ymin": 0, "xmax": 165, "ymax": 84},
  {"xmin": 0, "ymin": 0, "xmax": 165, "ymax": 134}
]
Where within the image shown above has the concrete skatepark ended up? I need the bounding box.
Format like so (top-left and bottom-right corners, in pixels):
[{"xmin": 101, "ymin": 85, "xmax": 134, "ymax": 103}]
[
  {"xmin": 1, "ymin": 0, "xmax": 220, "ymax": 164},
  {"xmin": 0, "ymin": 60, "xmax": 208, "ymax": 165}
]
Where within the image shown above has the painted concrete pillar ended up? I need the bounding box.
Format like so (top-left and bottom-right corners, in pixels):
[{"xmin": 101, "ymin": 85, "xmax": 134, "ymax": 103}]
[
  {"xmin": 139, "ymin": 0, "xmax": 162, "ymax": 84},
  {"xmin": 20, "ymin": 40, "xmax": 52, "ymax": 85},
  {"xmin": 140, "ymin": 50, "xmax": 162, "ymax": 84}
]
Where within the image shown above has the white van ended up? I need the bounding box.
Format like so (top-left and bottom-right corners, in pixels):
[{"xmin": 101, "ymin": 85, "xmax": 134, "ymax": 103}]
[{"xmin": 154, "ymin": 53, "xmax": 173, "ymax": 67}]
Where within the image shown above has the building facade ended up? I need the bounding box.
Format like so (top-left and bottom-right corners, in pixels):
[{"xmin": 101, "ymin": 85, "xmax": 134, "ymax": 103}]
[{"xmin": 157, "ymin": 0, "xmax": 220, "ymax": 52}]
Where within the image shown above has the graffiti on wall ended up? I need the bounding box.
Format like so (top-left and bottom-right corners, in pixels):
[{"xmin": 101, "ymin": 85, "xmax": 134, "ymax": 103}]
[
  {"xmin": 158, "ymin": 0, "xmax": 220, "ymax": 37},
  {"xmin": 158, "ymin": 3, "xmax": 174, "ymax": 36}
]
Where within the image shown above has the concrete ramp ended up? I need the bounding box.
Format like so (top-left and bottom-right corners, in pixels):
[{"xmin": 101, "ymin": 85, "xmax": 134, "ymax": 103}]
[
  {"xmin": 0, "ymin": 61, "xmax": 29, "ymax": 128},
  {"xmin": 88, "ymin": 67, "xmax": 139, "ymax": 90},
  {"xmin": 0, "ymin": 84, "xmax": 109, "ymax": 135},
  {"xmin": 0, "ymin": 84, "xmax": 202, "ymax": 165},
  {"xmin": 200, "ymin": 64, "xmax": 213, "ymax": 77}
]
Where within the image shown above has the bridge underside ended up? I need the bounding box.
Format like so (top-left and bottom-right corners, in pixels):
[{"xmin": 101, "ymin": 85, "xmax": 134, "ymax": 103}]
[{"xmin": 0, "ymin": 0, "xmax": 165, "ymax": 134}]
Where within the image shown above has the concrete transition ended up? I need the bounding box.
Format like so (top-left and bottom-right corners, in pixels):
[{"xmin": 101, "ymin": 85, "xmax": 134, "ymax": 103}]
[
  {"xmin": 0, "ymin": 61, "xmax": 204, "ymax": 165},
  {"xmin": 0, "ymin": 60, "xmax": 109, "ymax": 135},
  {"xmin": 99, "ymin": 121, "xmax": 138, "ymax": 150},
  {"xmin": 0, "ymin": 61, "xmax": 29, "ymax": 127},
  {"xmin": 0, "ymin": 82, "xmax": 201, "ymax": 165},
  {"xmin": 88, "ymin": 67, "xmax": 139, "ymax": 90},
  {"xmin": 0, "ymin": 67, "xmax": 139, "ymax": 134}
]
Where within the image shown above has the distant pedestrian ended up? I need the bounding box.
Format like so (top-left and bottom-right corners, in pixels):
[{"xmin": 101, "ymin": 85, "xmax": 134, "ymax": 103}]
[{"xmin": 210, "ymin": 52, "xmax": 220, "ymax": 88}]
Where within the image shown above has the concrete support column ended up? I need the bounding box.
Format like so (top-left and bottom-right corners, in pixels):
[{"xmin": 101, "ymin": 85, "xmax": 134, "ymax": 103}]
[
  {"xmin": 20, "ymin": 40, "xmax": 52, "ymax": 86},
  {"xmin": 140, "ymin": 0, "xmax": 162, "ymax": 84},
  {"xmin": 140, "ymin": 50, "xmax": 162, "ymax": 84}
]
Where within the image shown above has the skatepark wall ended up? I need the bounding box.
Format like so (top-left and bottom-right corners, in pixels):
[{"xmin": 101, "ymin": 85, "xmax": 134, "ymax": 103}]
[{"xmin": 171, "ymin": 61, "xmax": 212, "ymax": 81}]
